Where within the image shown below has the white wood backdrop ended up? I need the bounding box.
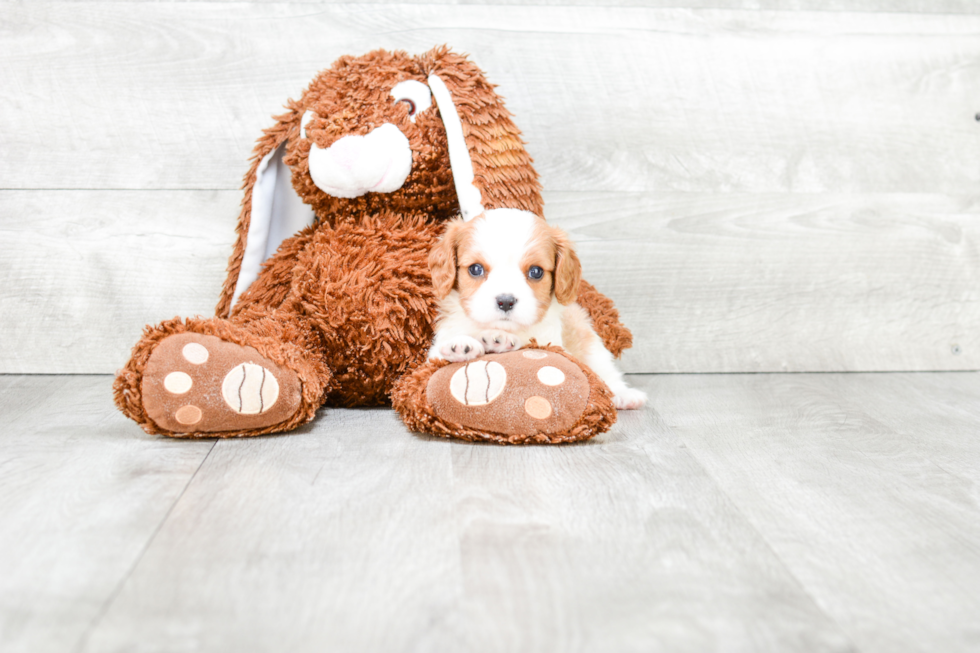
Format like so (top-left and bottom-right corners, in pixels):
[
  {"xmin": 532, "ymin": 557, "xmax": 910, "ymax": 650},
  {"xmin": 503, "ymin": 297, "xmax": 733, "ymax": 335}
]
[{"xmin": 1, "ymin": 2, "xmax": 978, "ymax": 373}]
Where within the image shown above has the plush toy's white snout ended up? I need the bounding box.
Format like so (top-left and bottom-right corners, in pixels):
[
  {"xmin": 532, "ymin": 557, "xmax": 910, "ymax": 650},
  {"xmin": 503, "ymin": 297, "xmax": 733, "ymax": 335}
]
[{"xmin": 307, "ymin": 123, "xmax": 413, "ymax": 199}]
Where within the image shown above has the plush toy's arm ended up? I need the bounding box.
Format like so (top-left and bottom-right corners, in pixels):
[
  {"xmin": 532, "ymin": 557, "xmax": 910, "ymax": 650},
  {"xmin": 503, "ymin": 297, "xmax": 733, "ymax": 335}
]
[{"xmin": 576, "ymin": 280, "xmax": 633, "ymax": 358}]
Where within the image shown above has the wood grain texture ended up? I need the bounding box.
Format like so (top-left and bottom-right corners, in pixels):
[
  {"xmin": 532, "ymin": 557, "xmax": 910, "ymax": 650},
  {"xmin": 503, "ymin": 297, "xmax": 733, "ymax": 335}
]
[
  {"xmin": 648, "ymin": 372, "xmax": 980, "ymax": 653},
  {"xmin": 2, "ymin": 5, "xmax": 979, "ymax": 193},
  {"xmin": 82, "ymin": 383, "xmax": 853, "ymax": 653},
  {"xmin": 549, "ymin": 192, "xmax": 980, "ymax": 373},
  {"xmin": 428, "ymin": 410, "xmax": 853, "ymax": 652},
  {"xmin": 843, "ymin": 372, "xmax": 980, "ymax": 481},
  {"xmin": 0, "ymin": 375, "xmax": 214, "ymax": 653},
  {"xmin": 3, "ymin": 190, "xmax": 975, "ymax": 374},
  {"xmin": 3, "ymin": 3, "xmax": 978, "ymax": 374},
  {"xmin": 0, "ymin": 190, "xmax": 239, "ymax": 374},
  {"xmin": 16, "ymin": 0, "xmax": 980, "ymax": 12},
  {"xmin": 82, "ymin": 408, "xmax": 466, "ymax": 653},
  {"xmin": 3, "ymin": 373, "xmax": 979, "ymax": 651}
]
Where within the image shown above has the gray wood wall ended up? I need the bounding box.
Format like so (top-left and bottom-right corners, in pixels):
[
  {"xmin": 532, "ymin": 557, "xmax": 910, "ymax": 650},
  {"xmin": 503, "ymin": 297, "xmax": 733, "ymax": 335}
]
[{"xmin": 2, "ymin": 1, "xmax": 978, "ymax": 374}]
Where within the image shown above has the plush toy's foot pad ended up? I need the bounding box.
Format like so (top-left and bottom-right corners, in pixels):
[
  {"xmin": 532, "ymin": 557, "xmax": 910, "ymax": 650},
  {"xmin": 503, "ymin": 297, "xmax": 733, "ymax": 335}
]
[
  {"xmin": 142, "ymin": 333, "xmax": 302, "ymax": 434},
  {"xmin": 427, "ymin": 349, "xmax": 591, "ymax": 437}
]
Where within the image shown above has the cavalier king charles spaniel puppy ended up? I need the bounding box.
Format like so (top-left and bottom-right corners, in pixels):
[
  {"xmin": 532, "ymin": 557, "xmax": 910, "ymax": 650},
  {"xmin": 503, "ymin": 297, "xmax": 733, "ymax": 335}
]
[{"xmin": 427, "ymin": 208, "xmax": 646, "ymax": 410}]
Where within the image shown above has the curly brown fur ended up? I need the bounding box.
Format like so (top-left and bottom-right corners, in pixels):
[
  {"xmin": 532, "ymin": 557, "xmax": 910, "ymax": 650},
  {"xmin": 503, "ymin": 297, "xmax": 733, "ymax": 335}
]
[
  {"xmin": 218, "ymin": 46, "xmax": 625, "ymax": 409},
  {"xmin": 291, "ymin": 210, "xmax": 446, "ymax": 406},
  {"xmin": 418, "ymin": 46, "xmax": 543, "ymax": 216},
  {"xmin": 575, "ymin": 280, "xmax": 633, "ymax": 358},
  {"xmin": 119, "ymin": 46, "xmax": 632, "ymax": 440}
]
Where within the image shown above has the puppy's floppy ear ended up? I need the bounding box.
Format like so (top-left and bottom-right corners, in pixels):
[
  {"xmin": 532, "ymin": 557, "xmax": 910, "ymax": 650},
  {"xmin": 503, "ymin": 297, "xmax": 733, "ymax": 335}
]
[
  {"xmin": 552, "ymin": 225, "xmax": 582, "ymax": 305},
  {"xmin": 429, "ymin": 219, "xmax": 465, "ymax": 299}
]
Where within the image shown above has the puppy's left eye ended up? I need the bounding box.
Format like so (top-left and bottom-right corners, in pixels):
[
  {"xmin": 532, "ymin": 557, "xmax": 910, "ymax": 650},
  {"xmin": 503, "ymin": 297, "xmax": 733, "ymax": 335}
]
[
  {"xmin": 468, "ymin": 263, "xmax": 485, "ymax": 277},
  {"xmin": 527, "ymin": 266, "xmax": 544, "ymax": 280}
]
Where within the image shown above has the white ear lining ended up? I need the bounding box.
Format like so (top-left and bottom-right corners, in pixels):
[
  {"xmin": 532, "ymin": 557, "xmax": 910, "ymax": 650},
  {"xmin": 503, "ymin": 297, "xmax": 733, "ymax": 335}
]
[
  {"xmin": 427, "ymin": 74, "xmax": 485, "ymax": 221},
  {"xmin": 300, "ymin": 110, "xmax": 315, "ymax": 139},
  {"xmin": 231, "ymin": 142, "xmax": 315, "ymax": 309}
]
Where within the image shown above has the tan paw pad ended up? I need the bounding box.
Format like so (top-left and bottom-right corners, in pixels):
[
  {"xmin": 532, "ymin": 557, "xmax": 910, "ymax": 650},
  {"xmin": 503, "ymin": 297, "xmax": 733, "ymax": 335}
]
[
  {"xmin": 164, "ymin": 372, "xmax": 193, "ymax": 394},
  {"xmin": 142, "ymin": 332, "xmax": 302, "ymax": 434},
  {"xmin": 175, "ymin": 405, "xmax": 202, "ymax": 425},
  {"xmin": 536, "ymin": 366, "xmax": 565, "ymax": 386},
  {"xmin": 524, "ymin": 396, "xmax": 553, "ymax": 419},
  {"xmin": 221, "ymin": 363, "xmax": 280, "ymax": 414},
  {"xmin": 182, "ymin": 342, "xmax": 209, "ymax": 365},
  {"xmin": 427, "ymin": 349, "xmax": 590, "ymax": 437},
  {"xmin": 449, "ymin": 360, "xmax": 506, "ymax": 406}
]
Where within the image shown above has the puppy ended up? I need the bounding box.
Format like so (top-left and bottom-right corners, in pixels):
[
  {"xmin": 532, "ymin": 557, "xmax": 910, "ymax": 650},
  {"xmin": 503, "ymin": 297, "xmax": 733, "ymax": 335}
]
[{"xmin": 427, "ymin": 208, "xmax": 646, "ymax": 410}]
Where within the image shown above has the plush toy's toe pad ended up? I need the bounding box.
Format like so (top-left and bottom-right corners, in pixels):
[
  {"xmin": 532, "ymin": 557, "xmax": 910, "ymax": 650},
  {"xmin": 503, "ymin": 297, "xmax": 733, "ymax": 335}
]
[
  {"xmin": 142, "ymin": 333, "xmax": 301, "ymax": 434},
  {"xmin": 427, "ymin": 349, "xmax": 590, "ymax": 436}
]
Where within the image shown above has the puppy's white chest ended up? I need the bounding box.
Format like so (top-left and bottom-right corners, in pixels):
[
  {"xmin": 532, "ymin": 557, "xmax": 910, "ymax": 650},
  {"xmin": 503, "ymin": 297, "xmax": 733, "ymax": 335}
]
[{"xmin": 516, "ymin": 303, "xmax": 566, "ymax": 348}]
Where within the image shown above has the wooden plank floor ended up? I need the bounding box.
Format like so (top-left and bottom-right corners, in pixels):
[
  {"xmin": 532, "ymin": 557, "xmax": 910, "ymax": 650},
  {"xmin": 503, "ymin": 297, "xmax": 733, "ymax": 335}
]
[{"xmin": 2, "ymin": 373, "xmax": 978, "ymax": 652}]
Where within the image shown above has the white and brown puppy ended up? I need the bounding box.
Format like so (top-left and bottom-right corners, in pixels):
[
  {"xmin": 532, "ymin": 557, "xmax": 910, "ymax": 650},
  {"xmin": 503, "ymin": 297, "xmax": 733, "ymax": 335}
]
[{"xmin": 427, "ymin": 208, "xmax": 646, "ymax": 410}]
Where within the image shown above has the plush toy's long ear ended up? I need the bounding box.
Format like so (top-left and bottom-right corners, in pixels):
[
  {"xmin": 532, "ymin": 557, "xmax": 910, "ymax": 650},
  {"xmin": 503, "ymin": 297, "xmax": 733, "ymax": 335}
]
[
  {"xmin": 215, "ymin": 104, "xmax": 315, "ymax": 318},
  {"xmin": 428, "ymin": 74, "xmax": 484, "ymax": 221},
  {"xmin": 422, "ymin": 47, "xmax": 543, "ymax": 217}
]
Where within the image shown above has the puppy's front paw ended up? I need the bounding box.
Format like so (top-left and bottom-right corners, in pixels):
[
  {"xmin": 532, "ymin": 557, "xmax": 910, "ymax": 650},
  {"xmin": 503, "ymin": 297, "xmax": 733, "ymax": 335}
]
[
  {"xmin": 439, "ymin": 336, "xmax": 485, "ymax": 362},
  {"xmin": 479, "ymin": 330, "xmax": 521, "ymax": 353},
  {"xmin": 613, "ymin": 387, "xmax": 647, "ymax": 410}
]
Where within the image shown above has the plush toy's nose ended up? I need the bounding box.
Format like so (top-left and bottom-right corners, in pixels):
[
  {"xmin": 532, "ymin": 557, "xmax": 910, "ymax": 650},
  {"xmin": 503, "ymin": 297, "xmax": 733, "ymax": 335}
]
[
  {"xmin": 327, "ymin": 137, "xmax": 362, "ymax": 171},
  {"xmin": 496, "ymin": 294, "xmax": 517, "ymax": 312},
  {"xmin": 307, "ymin": 123, "xmax": 412, "ymax": 199}
]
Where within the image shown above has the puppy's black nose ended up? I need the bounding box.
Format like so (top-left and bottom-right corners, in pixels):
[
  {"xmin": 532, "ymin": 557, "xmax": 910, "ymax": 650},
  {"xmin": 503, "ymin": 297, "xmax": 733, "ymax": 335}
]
[{"xmin": 496, "ymin": 294, "xmax": 517, "ymax": 312}]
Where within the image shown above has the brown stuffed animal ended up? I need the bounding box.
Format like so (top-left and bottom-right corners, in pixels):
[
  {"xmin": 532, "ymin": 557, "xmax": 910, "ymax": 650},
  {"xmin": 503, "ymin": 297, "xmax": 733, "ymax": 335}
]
[{"xmin": 113, "ymin": 46, "xmax": 632, "ymax": 442}]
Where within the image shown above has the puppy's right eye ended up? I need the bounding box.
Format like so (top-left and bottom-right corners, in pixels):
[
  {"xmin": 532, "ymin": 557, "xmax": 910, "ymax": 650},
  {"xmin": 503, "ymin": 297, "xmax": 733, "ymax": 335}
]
[{"xmin": 468, "ymin": 263, "xmax": 485, "ymax": 278}]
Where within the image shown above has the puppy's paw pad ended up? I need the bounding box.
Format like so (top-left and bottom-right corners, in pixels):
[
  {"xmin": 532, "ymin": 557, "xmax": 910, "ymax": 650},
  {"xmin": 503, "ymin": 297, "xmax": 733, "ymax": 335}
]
[
  {"xmin": 439, "ymin": 336, "xmax": 485, "ymax": 362},
  {"xmin": 613, "ymin": 387, "xmax": 647, "ymax": 410},
  {"xmin": 479, "ymin": 330, "xmax": 521, "ymax": 353}
]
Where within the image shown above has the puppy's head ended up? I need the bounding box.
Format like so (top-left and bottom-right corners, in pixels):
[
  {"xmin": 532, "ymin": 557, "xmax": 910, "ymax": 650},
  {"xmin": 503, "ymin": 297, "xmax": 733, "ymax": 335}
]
[{"xmin": 429, "ymin": 209, "xmax": 582, "ymax": 328}]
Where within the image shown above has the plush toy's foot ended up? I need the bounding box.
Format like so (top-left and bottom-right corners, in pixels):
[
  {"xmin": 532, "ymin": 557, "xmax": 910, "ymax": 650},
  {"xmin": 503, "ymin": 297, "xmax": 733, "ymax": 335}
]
[
  {"xmin": 141, "ymin": 333, "xmax": 303, "ymax": 434},
  {"xmin": 392, "ymin": 346, "xmax": 617, "ymax": 445}
]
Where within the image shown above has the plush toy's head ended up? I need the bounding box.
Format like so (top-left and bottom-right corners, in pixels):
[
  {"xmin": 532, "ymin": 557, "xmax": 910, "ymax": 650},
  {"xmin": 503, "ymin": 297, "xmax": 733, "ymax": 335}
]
[
  {"xmin": 220, "ymin": 46, "xmax": 544, "ymax": 316},
  {"xmin": 284, "ymin": 49, "xmax": 458, "ymax": 221}
]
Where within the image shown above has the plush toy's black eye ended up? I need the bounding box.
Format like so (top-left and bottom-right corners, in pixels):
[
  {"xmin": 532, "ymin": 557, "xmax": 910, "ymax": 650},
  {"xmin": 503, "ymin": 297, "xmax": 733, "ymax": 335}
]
[
  {"xmin": 527, "ymin": 265, "xmax": 544, "ymax": 280},
  {"xmin": 468, "ymin": 263, "xmax": 485, "ymax": 278},
  {"xmin": 397, "ymin": 98, "xmax": 417, "ymax": 116}
]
